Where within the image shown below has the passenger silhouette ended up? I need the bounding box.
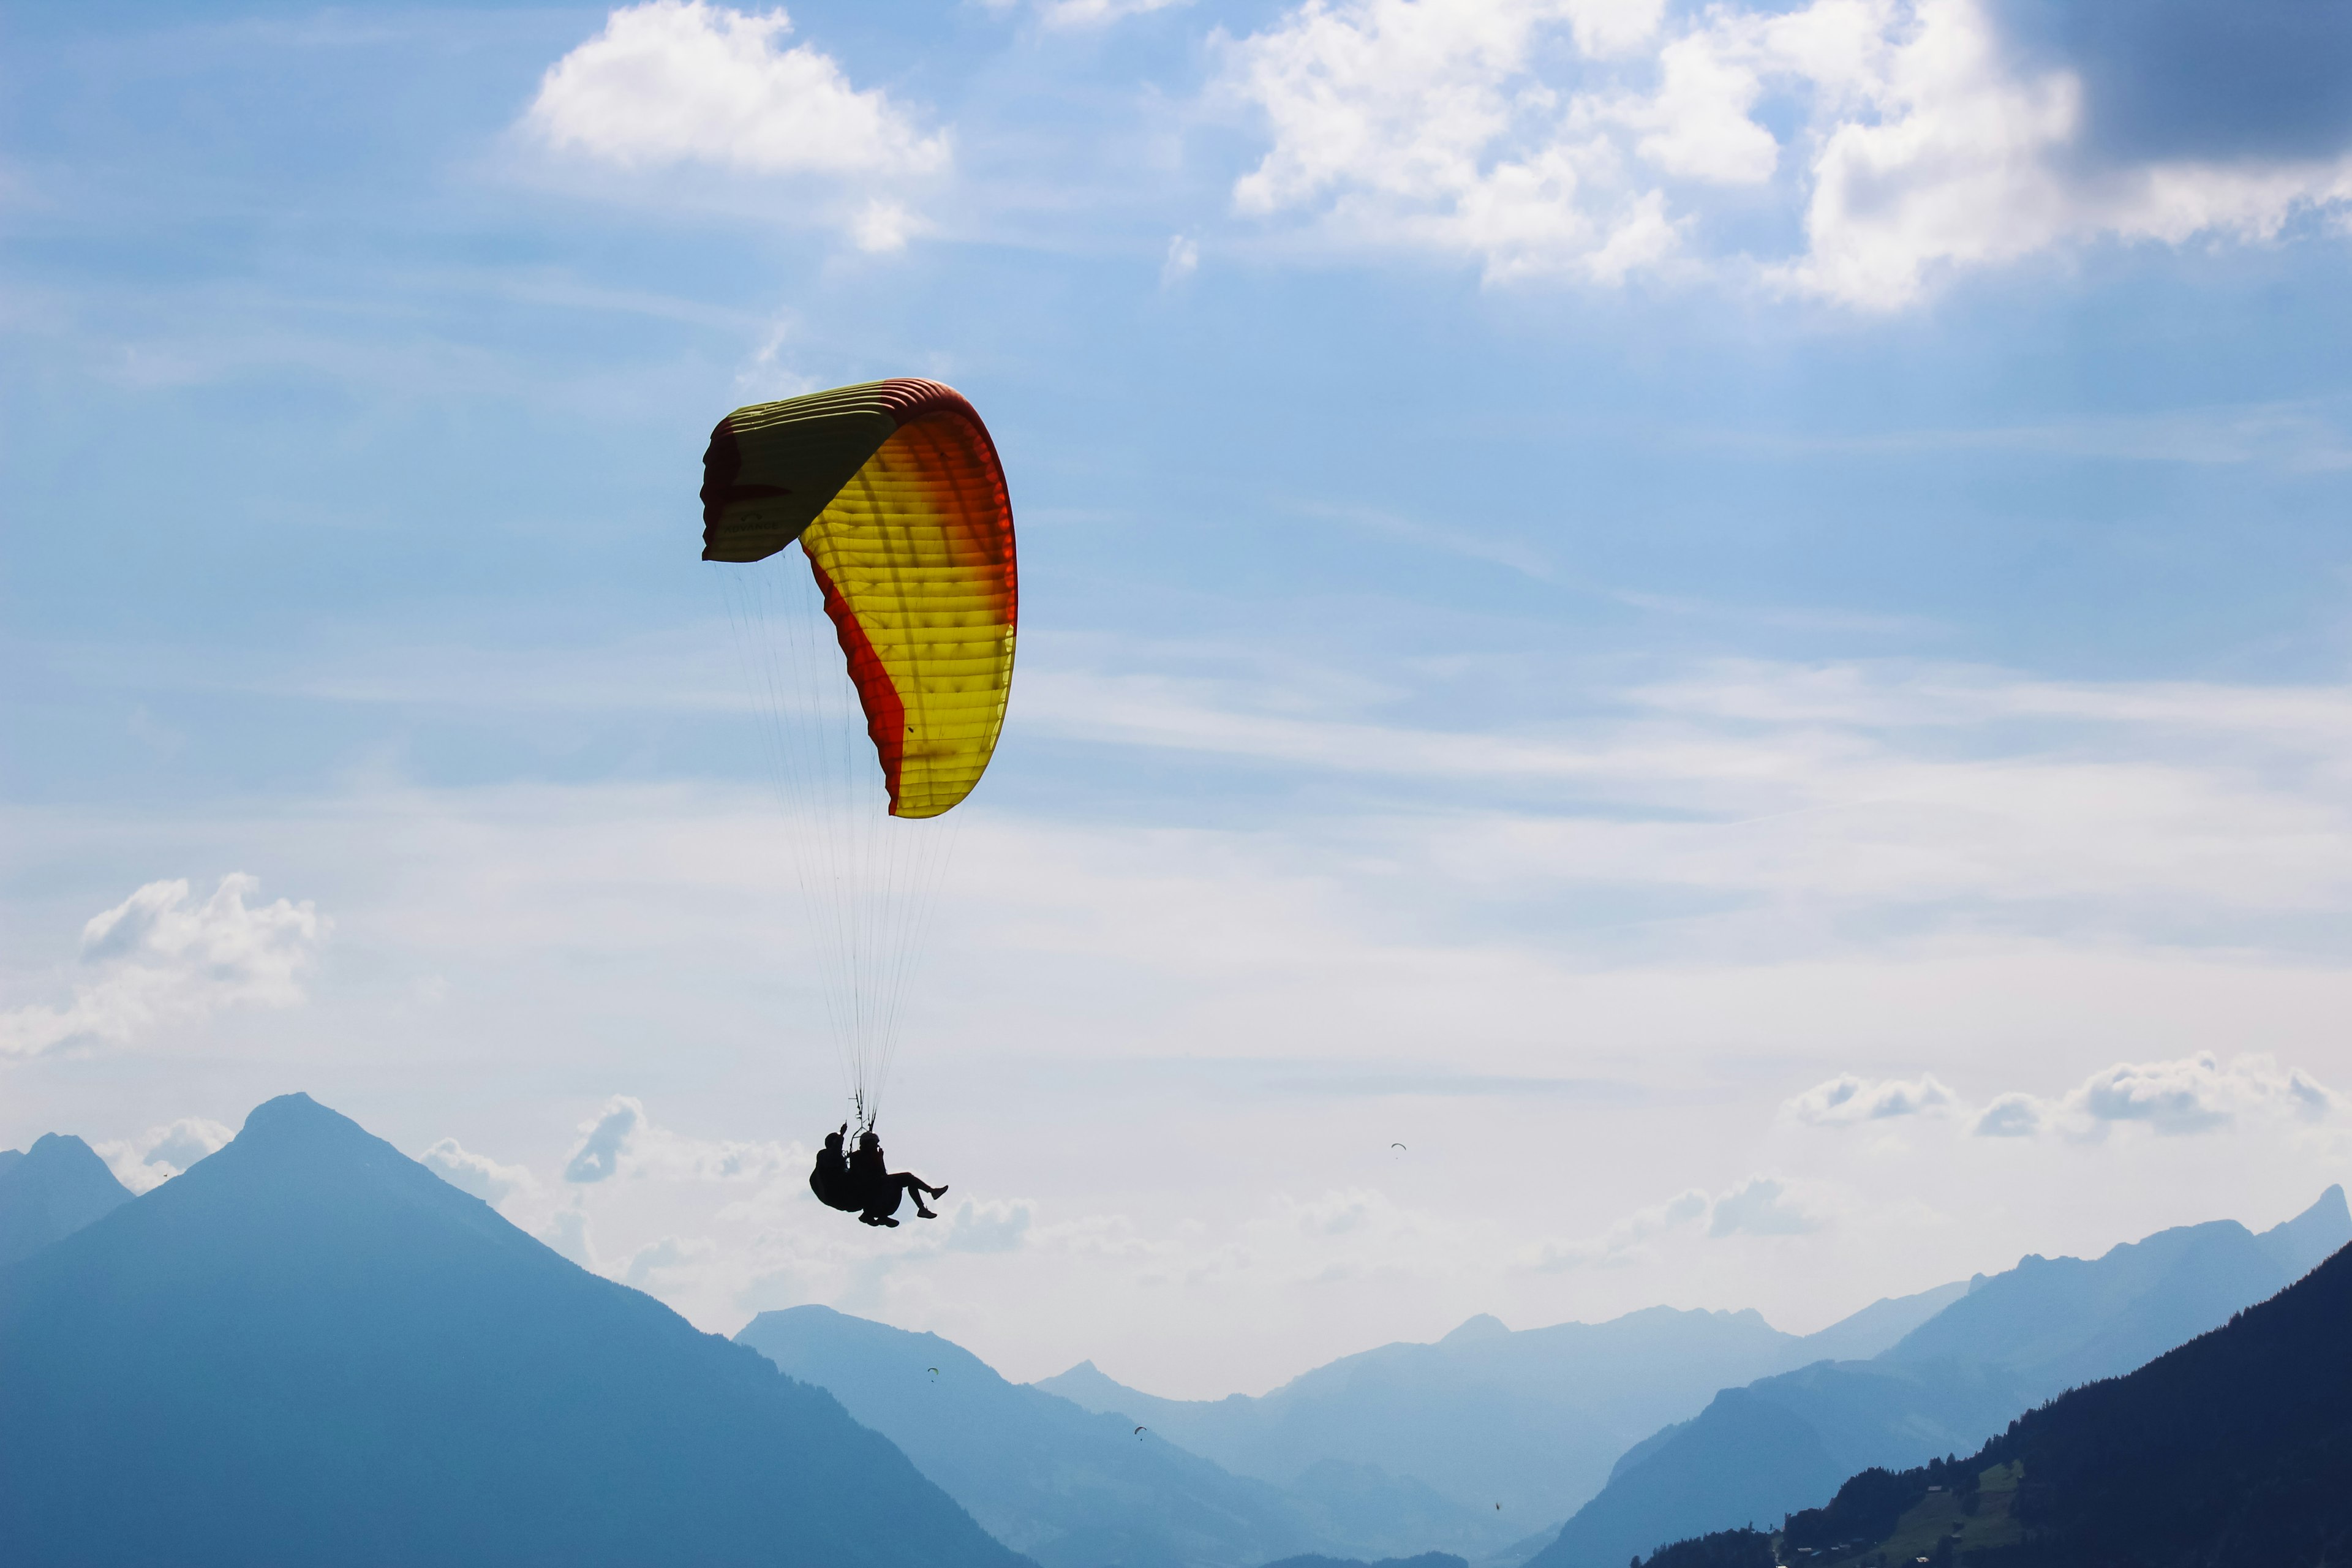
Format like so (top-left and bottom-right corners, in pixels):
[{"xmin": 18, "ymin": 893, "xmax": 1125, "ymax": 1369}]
[
  {"xmin": 809, "ymin": 1124, "xmax": 861, "ymax": 1213},
  {"xmin": 849, "ymin": 1129, "xmax": 947, "ymax": 1226}
]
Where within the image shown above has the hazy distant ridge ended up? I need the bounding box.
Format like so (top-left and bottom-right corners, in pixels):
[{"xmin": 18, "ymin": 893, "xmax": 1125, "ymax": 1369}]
[
  {"xmin": 1034, "ymin": 1280, "xmax": 1971, "ymax": 1528},
  {"xmin": 1528, "ymin": 1185, "xmax": 2352, "ymax": 1568}
]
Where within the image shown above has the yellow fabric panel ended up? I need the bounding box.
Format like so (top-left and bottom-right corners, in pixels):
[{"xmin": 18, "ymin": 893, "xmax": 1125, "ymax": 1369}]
[{"xmin": 799, "ymin": 412, "xmax": 1018, "ymax": 818}]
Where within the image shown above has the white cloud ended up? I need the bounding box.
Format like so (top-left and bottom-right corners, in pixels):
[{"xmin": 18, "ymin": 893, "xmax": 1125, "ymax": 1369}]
[
  {"xmin": 621, "ymin": 1232, "xmax": 721, "ymax": 1289},
  {"xmin": 94, "ymin": 1116, "xmax": 236, "ymax": 1194},
  {"xmin": 420, "ymin": 1136, "xmax": 541, "ymax": 1208},
  {"xmin": 1706, "ymin": 1174, "xmax": 1824, "ymax": 1236},
  {"xmin": 1972, "ymin": 1051, "xmax": 2340, "ymax": 1140},
  {"xmin": 1216, "ymin": 0, "xmax": 2352, "ymax": 304},
  {"xmin": 1162, "ymin": 232, "xmax": 1200, "ymax": 287},
  {"xmin": 1785, "ymin": 1072, "xmax": 1958, "ymax": 1125},
  {"xmin": 540, "ymin": 1205, "xmax": 600, "ymax": 1267},
  {"xmin": 848, "ymin": 197, "xmax": 922, "ymax": 254},
  {"xmin": 526, "ymin": 1, "xmax": 948, "ymax": 250},
  {"xmin": 1971, "ymin": 1091, "xmax": 2046, "ymax": 1139},
  {"xmin": 1033, "ymin": 0, "xmax": 1191, "ymax": 26},
  {"xmin": 1218, "ymin": 0, "xmax": 1681, "ymax": 283},
  {"xmin": 0, "ymin": 874, "xmax": 325, "ymax": 1059},
  {"xmin": 1521, "ymin": 1186, "xmax": 1708, "ymax": 1269},
  {"xmin": 1523, "ymin": 1174, "xmax": 1827, "ymax": 1266},
  {"xmin": 944, "ymin": 1196, "xmax": 1035, "ymax": 1253},
  {"xmin": 564, "ymin": 1098, "xmax": 640, "ymax": 1183},
  {"xmin": 562, "ymin": 1094, "xmax": 800, "ymax": 1185}
]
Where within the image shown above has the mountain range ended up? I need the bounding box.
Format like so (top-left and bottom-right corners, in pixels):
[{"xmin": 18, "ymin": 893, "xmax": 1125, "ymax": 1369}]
[
  {"xmin": 6, "ymin": 1093, "xmax": 2340, "ymax": 1568},
  {"xmin": 739, "ymin": 1303, "xmax": 1330, "ymax": 1568},
  {"xmin": 1528, "ymin": 1184, "xmax": 2351, "ymax": 1568},
  {"xmin": 1648, "ymin": 1211, "xmax": 2352, "ymax": 1567},
  {"xmin": 0, "ymin": 1093, "xmax": 1028, "ymax": 1568},
  {"xmin": 1033, "ymin": 1282, "xmax": 1967, "ymax": 1531},
  {"xmin": 0, "ymin": 1130, "xmax": 132, "ymax": 1265}
]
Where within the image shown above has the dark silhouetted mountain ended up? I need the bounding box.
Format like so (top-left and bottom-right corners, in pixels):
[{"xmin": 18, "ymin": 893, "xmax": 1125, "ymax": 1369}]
[
  {"xmin": 1670, "ymin": 1228, "xmax": 2352, "ymax": 1567},
  {"xmin": 1970, "ymin": 1227, "xmax": 2352, "ymax": 1564},
  {"xmin": 740, "ymin": 1303, "xmax": 1334, "ymax": 1568},
  {"xmin": 1633, "ymin": 1527, "xmax": 1773, "ymax": 1568},
  {"xmin": 1527, "ymin": 1185, "xmax": 2350, "ymax": 1568},
  {"xmin": 0, "ymin": 1093, "xmax": 1028, "ymax": 1568},
  {"xmin": 1035, "ymin": 1289, "xmax": 1952, "ymax": 1531},
  {"xmin": 0, "ymin": 1131, "xmax": 132, "ymax": 1264}
]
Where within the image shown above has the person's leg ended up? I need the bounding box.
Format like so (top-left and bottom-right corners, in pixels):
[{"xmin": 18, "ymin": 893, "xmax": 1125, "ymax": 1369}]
[{"xmin": 891, "ymin": 1172, "xmax": 940, "ymax": 1218}]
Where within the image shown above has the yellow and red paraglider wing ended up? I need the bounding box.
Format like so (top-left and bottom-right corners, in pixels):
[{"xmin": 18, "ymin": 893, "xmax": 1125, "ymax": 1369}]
[{"xmin": 799, "ymin": 388, "xmax": 1017, "ymax": 818}]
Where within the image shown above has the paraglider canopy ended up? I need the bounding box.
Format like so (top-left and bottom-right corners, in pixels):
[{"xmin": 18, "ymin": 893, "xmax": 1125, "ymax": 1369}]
[{"xmin": 701, "ymin": 377, "xmax": 1017, "ymax": 819}]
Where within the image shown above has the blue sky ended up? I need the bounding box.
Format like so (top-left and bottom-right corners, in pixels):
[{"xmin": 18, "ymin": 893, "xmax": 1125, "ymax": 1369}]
[{"xmin": 7, "ymin": 0, "xmax": 2352, "ymax": 1393}]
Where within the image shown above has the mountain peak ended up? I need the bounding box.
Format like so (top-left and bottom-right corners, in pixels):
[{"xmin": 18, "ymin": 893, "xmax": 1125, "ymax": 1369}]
[
  {"xmin": 0, "ymin": 1094, "xmax": 1023, "ymax": 1567},
  {"xmin": 2256, "ymin": 1182, "xmax": 2351, "ymax": 1278},
  {"xmin": 238, "ymin": 1091, "xmax": 357, "ymax": 1143},
  {"xmin": 1441, "ymin": 1313, "xmax": 1510, "ymax": 1345},
  {"xmin": 0, "ymin": 1131, "xmax": 133, "ymax": 1266}
]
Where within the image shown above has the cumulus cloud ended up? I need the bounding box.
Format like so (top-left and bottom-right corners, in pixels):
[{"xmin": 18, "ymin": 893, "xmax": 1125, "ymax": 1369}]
[
  {"xmin": 1972, "ymin": 1091, "xmax": 2046, "ymax": 1138},
  {"xmin": 1707, "ymin": 1175, "xmax": 1823, "ymax": 1236},
  {"xmin": 561, "ymin": 1095, "xmax": 799, "ymax": 1184},
  {"xmin": 564, "ymin": 1098, "xmax": 639, "ymax": 1183},
  {"xmin": 1972, "ymin": 1052, "xmax": 2339, "ymax": 1140},
  {"xmin": 1523, "ymin": 1174, "xmax": 1822, "ymax": 1267},
  {"xmin": 620, "ymin": 1233, "xmax": 720, "ymax": 1289},
  {"xmin": 1521, "ymin": 1186, "xmax": 1709, "ymax": 1269},
  {"xmin": 1784, "ymin": 1072, "xmax": 1959, "ymax": 1125},
  {"xmin": 540, "ymin": 1206, "xmax": 599, "ymax": 1267},
  {"xmin": 944, "ymin": 1196, "xmax": 1035, "ymax": 1254},
  {"xmin": 526, "ymin": 1, "xmax": 948, "ymax": 249},
  {"xmin": 94, "ymin": 1117, "xmax": 236, "ymax": 1194},
  {"xmin": 420, "ymin": 1137, "xmax": 540, "ymax": 1208},
  {"xmin": 1215, "ymin": 0, "xmax": 2352, "ymax": 304},
  {"xmin": 0, "ymin": 875, "xmax": 325, "ymax": 1059},
  {"xmin": 1217, "ymin": 0, "xmax": 1684, "ymax": 284}
]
